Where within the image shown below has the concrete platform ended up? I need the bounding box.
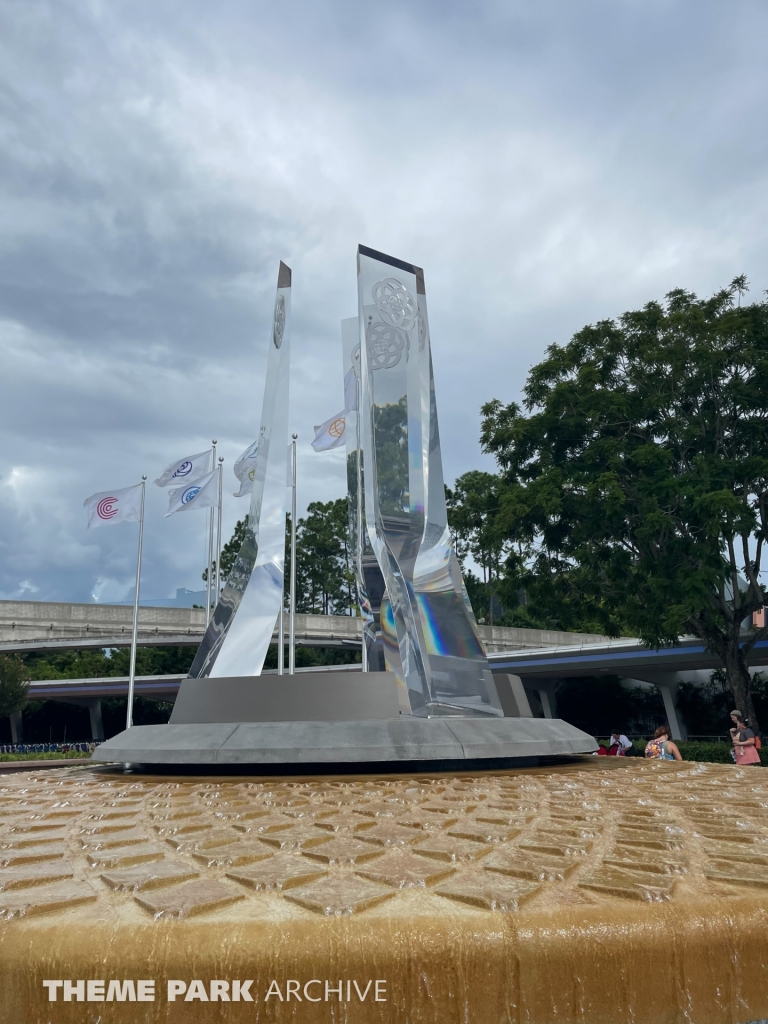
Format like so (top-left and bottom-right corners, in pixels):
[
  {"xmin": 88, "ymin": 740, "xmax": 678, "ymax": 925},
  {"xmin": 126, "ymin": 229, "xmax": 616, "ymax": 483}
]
[
  {"xmin": 93, "ymin": 671, "xmax": 597, "ymax": 769},
  {"xmin": 92, "ymin": 716, "xmax": 597, "ymax": 767}
]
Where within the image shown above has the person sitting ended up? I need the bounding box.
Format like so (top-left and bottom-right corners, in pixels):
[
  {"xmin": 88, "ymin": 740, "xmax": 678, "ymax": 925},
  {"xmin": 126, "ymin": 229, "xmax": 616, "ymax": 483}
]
[
  {"xmin": 644, "ymin": 726, "xmax": 682, "ymax": 761},
  {"xmin": 730, "ymin": 710, "xmax": 761, "ymax": 766},
  {"xmin": 610, "ymin": 729, "xmax": 633, "ymax": 756}
]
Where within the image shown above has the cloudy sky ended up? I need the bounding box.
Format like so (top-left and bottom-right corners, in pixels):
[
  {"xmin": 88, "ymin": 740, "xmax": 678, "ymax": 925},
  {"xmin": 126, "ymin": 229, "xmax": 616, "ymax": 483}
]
[{"xmin": 1, "ymin": 0, "xmax": 766, "ymax": 604}]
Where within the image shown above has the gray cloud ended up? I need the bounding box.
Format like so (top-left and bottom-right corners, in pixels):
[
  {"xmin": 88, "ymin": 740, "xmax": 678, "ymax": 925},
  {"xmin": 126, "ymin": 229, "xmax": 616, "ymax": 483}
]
[{"xmin": 1, "ymin": 0, "xmax": 767, "ymax": 602}]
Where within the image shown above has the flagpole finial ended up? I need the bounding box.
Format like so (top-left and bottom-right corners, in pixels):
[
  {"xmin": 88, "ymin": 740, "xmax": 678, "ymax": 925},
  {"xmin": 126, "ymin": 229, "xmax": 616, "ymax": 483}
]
[
  {"xmin": 218, "ymin": 456, "xmax": 224, "ymax": 463},
  {"xmin": 212, "ymin": 439, "xmax": 217, "ymax": 445},
  {"xmin": 292, "ymin": 433, "xmax": 298, "ymax": 440},
  {"xmin": 141, "ymin": 475, "xmax": 147, "ymax": 481}
]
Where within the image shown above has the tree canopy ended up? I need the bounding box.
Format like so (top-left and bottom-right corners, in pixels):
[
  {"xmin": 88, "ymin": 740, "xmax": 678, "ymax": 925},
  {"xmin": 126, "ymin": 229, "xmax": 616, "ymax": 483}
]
[
  {"xmin": 481, "ymin": 278, "xmax": 768, "ymax": 727},
  {"xmin": 210, "ymin": 498, "xmax": 356, "ymax": 617},
  {"xmin": 0, "ymin": 654, "xmax": 31, "ymax": 718},
  {"xmin": 446, "ymin": 471, "xmax": 508, "ymax": 624}
]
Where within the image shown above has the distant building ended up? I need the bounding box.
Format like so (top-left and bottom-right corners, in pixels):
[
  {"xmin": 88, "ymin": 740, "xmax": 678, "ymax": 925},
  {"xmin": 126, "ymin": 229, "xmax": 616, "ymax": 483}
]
[{"xmin": 141, "ymin": 588, "xmax": 209, "ymax": 609}]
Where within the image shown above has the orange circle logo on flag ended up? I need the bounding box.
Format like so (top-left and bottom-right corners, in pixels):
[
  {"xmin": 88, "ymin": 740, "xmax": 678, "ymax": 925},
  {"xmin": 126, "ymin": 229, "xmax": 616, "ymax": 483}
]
[{"xmin": 329, "ymin": 418, "xmax": 345, "ymax": 439}]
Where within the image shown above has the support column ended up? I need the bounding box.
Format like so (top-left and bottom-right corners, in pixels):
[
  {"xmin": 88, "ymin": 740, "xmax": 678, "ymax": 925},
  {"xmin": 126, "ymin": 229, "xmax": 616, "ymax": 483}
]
[
  {"xmin": 87, "ymin": 700, "xmax": 105, "ymax": 742},
  {"xmin": 623, "ymin": 673, "xmax": 686, "ymax": 741},
  {"xmin": 539, "ymin": 690, "xmax": 553, "ymax": 719},
  {"xmin": 657, "ymin": 682, "xmax": 684, "ymax": 741},
  {"xmin": 492, "ymin": 674, "xmax": 533, "ymax": 718},
  {"xmin": 9, "ymin": 711, "xmax": 23, "ymax": 744},
  {"xmin": 537, "ymin": 685, "xmax": 558, "ymax": 720}
]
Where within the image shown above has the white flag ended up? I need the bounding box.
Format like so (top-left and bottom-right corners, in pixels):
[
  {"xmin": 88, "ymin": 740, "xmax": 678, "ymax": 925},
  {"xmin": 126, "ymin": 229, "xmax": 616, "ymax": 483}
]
[
  {"xmin": 154, "ymin": 450, "xmax": 211, "ymax": 488},
  {"xmin": 233, "ymin": 440, "xmax": 258, "ymax": 498},
  {"xmin": 84, "ymin": 484, "xmax": 143, "ymax": 529},
  {"xmin": 164, "ymin": 469, "xmax": 218, "ymax": 518},
  {"xmin": 312, "ymin": 411, "xmax": 346, "ymax": 452}
]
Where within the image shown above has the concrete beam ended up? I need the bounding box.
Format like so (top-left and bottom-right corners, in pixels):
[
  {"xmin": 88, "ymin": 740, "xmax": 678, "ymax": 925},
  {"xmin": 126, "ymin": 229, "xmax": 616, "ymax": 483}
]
[{"xmin": 0, "ymin": 600, "xmax": 615, "ymax": 656}]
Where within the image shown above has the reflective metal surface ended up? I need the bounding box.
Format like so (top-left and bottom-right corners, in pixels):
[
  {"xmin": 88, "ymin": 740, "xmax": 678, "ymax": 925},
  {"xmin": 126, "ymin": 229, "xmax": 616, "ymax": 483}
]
[
  {"xmin": 356, "ymin": 246, "xmax": 502, "ymax": 717},
  {"xmin": 188, "ymin": 262, "xmax": 291, "ymax": 678}
]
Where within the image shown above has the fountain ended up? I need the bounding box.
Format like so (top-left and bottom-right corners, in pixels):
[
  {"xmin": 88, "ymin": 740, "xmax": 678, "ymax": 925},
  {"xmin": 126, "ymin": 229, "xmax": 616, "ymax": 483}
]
[
  {"xmin": 4, "ymin": 251, "xmax": 764, "ymax": 1023},
  {"xmin": 1, "ymin": 759, "xmax": 768, "ymax": 1022}
]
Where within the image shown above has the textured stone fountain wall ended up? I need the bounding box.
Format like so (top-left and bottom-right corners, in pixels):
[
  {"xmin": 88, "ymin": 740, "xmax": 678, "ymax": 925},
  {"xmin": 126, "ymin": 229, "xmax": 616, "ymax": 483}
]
[{"xmin": 1, "ymin": 760, "xmax": 768, "ymax": 1023}]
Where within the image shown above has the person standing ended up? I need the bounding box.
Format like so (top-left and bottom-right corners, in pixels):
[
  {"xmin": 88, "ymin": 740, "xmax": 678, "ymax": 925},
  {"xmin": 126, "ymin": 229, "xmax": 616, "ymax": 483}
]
[
  {"xmin": 610, "ymin": 729, "xmax": 633, "ymax": 756},
  {"xmin": 644, "ymin": 726, "xmax": 683, "ymax": 761},
  {"xmin": 730, "ymin": 711, "xmax": 761, "ymax": 766}
]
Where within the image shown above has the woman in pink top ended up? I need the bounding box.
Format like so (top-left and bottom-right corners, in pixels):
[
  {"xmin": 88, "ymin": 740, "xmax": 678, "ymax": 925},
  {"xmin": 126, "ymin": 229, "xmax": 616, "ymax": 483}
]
[{"xmin": 730, "ymin": 711, "xmax": 761, "ymax": 766}]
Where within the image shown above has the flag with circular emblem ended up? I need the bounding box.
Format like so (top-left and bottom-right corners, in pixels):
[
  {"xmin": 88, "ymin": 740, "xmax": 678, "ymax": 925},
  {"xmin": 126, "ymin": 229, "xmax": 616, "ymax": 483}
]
[
  {"xmin": 154, "ymin": 449, "xmax": 211, "ymax": 488},
  {"xmin": 312, "ymin": 411, "xmax": 346, "ymax": 452},
  {"xmin": 83, "ymin": 484, "xmax": 143, "ymax": 529},
  {"xmin": 164, "ymin": 469, "xmax": 219, "ymax": 518},
  {"xmin": 233, "ymin": 439, "xmax": 258, "ymax": 497}
]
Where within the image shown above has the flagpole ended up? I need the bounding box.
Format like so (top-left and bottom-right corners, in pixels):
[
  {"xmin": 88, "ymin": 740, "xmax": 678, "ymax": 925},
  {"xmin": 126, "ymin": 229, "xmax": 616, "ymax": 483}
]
[
  {"xmin": 205, "ymin": 440, "xmax": 216, "ymax": 626},
  {"xmin": 355, "ymin": 375, "xmax": 368, "ymax": 673},
  {"xmin": 126, "ymin": 476, "xmax": 147, "ymax": 730},
  {"xmin": 214, "ymin": 456, "xmax": 223, "ymax": 600},
  {"xmin": 278, "ymin": 600, "xmax": 284, "ymax": 675},
  {"xmin": 289, "ymin": 434, "xmax": 297, "ymax": 675}
]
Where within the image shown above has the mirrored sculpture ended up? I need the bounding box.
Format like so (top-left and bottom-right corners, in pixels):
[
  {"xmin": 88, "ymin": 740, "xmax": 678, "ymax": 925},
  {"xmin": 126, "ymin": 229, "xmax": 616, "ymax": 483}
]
[
  {"xmin": 357, "ymin": 246, "xmax": 502, "ymax": 717},
  {"xmin": 342, "ymin": 318, "xmax": 409, "ymax": 710},
  {"xmin": 188, "ymin": 262, "xmax": 291, "ymax": 678}
]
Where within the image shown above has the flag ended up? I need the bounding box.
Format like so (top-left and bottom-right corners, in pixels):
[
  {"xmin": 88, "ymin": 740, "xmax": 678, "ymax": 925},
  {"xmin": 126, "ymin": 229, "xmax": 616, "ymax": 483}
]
[
  {"xmin": 233, "ymin": 440, "xmax": 258, "ymax": 498},
  {"xmin": 84, "ymin": 484, "xmax": 143, "ymax": 529},
  {"xmin": 312, "ymin": 411, "xmax": 346, "ymax": 452},
  {"xmin": 154, "ymin": 450, "xmax": 211, "ymax": 488},
  {"xmin": 164, "ymin": 469, "xmax": 218, "ymax": 518}
]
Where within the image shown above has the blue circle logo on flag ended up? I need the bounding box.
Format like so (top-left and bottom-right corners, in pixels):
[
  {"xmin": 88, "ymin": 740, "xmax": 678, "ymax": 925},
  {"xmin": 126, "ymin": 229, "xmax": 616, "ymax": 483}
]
[
  {"xmin": 173, "ymin": 461, "xmax": 193, "ymax": 478},
  {"xmin": 181, "ymin": 486, "xmax": 200, "ymax": 504}
]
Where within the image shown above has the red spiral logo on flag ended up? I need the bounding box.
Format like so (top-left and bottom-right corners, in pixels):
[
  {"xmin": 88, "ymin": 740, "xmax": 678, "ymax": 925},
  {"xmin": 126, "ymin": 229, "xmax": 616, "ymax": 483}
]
[{"xmin": 96, "ymin": 496, "xmax": 118, "ymax": 520}]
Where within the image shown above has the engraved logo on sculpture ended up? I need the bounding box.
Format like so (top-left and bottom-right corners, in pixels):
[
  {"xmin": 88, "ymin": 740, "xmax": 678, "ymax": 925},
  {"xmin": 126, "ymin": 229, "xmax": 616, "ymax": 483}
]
[
  {"xmin": 181, "ymin": 486, "xmax": 200, "ymax": 504},
  {"xmin": 366, "ymin": 322, "xmax": 408, "ymax": 371},
  {"xmin": 329, "ymin": 417, "xmax": 345, "ymax": 439},
  {"xmin": 172, "ymin": 461, "xmax": 193, "ymax": 478},
  {"xmin": 273, "ymin": 295, "xmax": 286, "ymax": 349},
  {"xmin": 96, "ymin": 497, "xmax": 118, "ymax": 520},
  {"xmin": 372, "ymin": 278, "xmax": 417, "ymax": 331}
]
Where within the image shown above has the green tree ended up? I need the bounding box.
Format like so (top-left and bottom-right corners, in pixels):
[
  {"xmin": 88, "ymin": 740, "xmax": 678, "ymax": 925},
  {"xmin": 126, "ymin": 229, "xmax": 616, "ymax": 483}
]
[
  {"xmin": 203, "ymin": 516, "xmax": 248, "ymax": 585},
  {"xmin": 481, "ymin": 279, "xmax": 768, "ymax": 728},
  {"xmin": 446, "ymin": 471, "xmax": 507, "ymax": 624},
  {"xmin": 212, "ymin": 500, "xmax": 356, "ymax": 617},
  {"xmin": 0, "ymin": 654, "xmax": 30, "ymax": 718},
  {"xmin": 296, "ymin": 500, "xmax": 351, "ymax": 615},
  {"xmin": 22, "ymin": 647, "xmax": 195, "ymax": 680}
]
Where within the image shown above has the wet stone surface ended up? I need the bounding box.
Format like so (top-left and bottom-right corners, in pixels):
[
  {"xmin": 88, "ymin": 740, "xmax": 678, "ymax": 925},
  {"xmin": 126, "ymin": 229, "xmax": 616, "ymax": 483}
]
[{"xmin": 1, "ymin": 759, "xmax": 768, "ymax": 926}]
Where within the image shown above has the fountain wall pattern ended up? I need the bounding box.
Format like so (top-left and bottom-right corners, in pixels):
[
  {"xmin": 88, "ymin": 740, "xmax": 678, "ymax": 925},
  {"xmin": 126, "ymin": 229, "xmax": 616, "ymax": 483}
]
[{"xmin": 2, "ymin": 761, "xmax": 768, "ymax": 1022}]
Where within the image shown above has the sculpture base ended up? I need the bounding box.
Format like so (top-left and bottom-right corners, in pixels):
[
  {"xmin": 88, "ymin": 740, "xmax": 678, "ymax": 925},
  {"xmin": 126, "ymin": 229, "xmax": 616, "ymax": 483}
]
[
  {"xmin": 92, "ymin": 716, "xmax": 596, "ymax": 768},
  {"xmin": 94, "ymin": 671, "xmax": 596, "ymax": 769}
]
